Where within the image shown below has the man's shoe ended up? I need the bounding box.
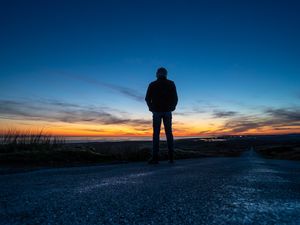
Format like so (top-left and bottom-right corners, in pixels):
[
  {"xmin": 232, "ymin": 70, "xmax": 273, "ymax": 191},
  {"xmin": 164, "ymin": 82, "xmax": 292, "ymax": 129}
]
[
  {"xmin": 168, "ymin": 151, "xmax": 174, "ymax": 164},
  {"xmin": 148, "ymin": 157, "xmax": 159, "ymax": 164}
]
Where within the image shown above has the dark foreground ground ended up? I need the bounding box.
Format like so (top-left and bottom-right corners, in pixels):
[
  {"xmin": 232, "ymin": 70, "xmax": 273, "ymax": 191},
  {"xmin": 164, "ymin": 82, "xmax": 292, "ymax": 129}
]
[
  {"xmin": 1, "ymin": 135, "xmax": 300, "ymax": 171},
  {"xmin": 1, "ymin": 150, "xmax": 300, "ymax": 225}
]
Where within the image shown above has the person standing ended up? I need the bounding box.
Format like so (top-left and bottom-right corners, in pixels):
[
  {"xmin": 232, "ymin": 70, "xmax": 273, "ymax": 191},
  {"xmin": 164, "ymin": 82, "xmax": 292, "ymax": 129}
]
[{"xmin": 145, "ymin": 67, "xmax": 178, "ymax": 164}]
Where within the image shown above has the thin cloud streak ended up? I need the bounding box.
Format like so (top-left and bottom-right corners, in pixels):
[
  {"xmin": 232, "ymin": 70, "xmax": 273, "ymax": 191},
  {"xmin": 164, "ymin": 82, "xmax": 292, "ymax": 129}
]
[
  {"xmin": 222, "ymin": 107, "xmax": 300, "ymax": 133},
  {"xmin": 70, "ymin": 75, "xmax": 144, "ymax": 102},
  {"xmin": 0, "ymin": 99, "xmax": 150, "ymax": 127},
  {"xmin": 213, "ymin": 110, "xmax": 238, "ymax": 118},
  {"xmin": 265, "ymin": 108, "xmax": 300, "ymax": 122}
]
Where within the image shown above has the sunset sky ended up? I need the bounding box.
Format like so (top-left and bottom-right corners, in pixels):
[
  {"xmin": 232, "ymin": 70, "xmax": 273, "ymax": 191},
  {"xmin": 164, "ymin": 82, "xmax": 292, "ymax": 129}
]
[{"xmin": 0, "ymin": 0, "xmax": 300, "ymax": 137}]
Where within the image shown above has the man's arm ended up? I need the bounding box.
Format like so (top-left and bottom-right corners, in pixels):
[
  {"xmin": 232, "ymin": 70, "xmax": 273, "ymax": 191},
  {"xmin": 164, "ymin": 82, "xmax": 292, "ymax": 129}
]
[
  {"xmin": 172, "ymin": 82, "xmax": 178, "ymax": 110},
  {"xmin": 145, "ymin": 84, "xmax": 153, "ymax": 111}
]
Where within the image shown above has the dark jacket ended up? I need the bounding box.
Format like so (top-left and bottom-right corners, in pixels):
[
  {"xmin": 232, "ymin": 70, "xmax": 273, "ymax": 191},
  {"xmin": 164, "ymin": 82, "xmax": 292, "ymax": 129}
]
[{"xmin": 145, "ymin": 77, "xmax": 178, "ymax": 112}]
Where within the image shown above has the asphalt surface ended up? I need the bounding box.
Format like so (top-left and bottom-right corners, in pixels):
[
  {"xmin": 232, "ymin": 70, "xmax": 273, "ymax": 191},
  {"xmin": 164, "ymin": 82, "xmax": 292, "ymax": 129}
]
[{"xmin": 1, "ymin": 150, "xmax": 300, "ymax": 225}]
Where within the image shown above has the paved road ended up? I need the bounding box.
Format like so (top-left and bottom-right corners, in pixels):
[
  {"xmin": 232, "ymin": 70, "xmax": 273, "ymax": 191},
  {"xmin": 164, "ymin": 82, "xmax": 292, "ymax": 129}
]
[{"xmin": 1, "ymin": 150, "xmax": 300, "ymax": 225}]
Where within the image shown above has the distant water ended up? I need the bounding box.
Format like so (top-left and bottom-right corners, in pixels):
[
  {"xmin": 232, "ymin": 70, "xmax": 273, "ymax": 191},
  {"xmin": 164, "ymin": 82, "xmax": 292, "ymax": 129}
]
[
  {"xmin": 64, "ymin": 136, "xmax": 206, "ymax": 143},
  {"xmin": 64, "ymin": 136, "xmax": 152, "ymax": 143}
]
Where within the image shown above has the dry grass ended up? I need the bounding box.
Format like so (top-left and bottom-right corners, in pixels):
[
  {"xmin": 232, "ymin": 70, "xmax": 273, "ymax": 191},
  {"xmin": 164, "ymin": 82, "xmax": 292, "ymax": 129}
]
[
  {"xmin": 255, "ymin": 145, "xmax": 300, "ymax": 160},
  {"xmin": 0, "ymin": 129, "xmax": 65, "ymax": 153},
  {"xmin": 0, "ymin": 129, "xmax": 114, "ymax": 166}
]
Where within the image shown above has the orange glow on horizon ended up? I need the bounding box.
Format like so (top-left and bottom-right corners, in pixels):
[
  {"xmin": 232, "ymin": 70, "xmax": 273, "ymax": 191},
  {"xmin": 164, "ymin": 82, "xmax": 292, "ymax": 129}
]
[
  {"xmin": 1, "ymin": 117, "xmax": 299, "ymax": 137},
  {"xmin": 0, "ymin": 121, "xmax": 299, "ymax": 137}
]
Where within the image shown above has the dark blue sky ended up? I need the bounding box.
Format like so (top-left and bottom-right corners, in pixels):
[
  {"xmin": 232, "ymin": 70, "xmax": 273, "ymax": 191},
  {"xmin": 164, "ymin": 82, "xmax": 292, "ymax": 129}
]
[{"xmin": 0, "ymin": 0, "xmax": 299, "ymax": 136}]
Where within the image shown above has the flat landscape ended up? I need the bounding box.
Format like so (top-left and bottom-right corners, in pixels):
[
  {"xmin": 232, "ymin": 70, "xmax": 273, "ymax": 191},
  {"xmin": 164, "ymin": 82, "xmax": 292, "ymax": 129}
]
[{"xmin": 1, "ymin": 135, "xmax": 300, "ymax": 173}]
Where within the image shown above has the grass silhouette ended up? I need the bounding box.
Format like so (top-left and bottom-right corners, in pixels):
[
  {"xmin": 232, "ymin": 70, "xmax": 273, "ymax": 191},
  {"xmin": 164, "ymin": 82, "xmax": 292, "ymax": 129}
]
[
  {"xmin": 0, "ymin": 129, "xmax": 65, "ymax": 153},
  {"xmin": 0, "ymin": 129, "xmax": 112, "ymax": 166}
]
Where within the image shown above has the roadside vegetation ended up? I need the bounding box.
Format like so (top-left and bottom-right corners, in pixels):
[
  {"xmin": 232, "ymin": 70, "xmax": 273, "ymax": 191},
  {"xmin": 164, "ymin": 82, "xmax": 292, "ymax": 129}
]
[
  {"xmin": 0, "ymin": 129, "xmax": 112, "ymax": 166},
  {"xmin": 255, "ymin": 145, "xmax": 300, "ymax": 160},
  {"xmin": 0, "ymin": 129, "xmax": 65, "ymax": 153},
  {"xmin": 1, "ymin": 129, "xmax": 299, "ymax": 170}
]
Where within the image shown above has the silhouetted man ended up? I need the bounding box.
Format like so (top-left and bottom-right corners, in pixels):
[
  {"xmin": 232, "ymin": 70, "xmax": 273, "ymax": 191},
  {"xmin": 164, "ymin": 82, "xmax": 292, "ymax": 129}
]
[{"xmin": 145, "ymin": 67, "xmax": 178, "ymax": 164}]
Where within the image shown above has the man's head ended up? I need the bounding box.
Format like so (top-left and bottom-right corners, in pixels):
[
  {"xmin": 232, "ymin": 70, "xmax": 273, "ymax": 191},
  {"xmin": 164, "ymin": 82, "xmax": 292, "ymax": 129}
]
[{"xmin": 156, "ymin": 67, "xmax": 168, "ymax": 79}]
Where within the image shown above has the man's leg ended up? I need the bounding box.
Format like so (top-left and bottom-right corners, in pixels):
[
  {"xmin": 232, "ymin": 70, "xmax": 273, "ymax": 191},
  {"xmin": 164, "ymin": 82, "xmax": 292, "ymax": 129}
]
[
  {"xmin": 163, "ymin": 112, "xmax": 174, "ymax": 162},
  {"xmin": 151, "ymin": 112, "xmax": 162, "ymax": 162}
]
